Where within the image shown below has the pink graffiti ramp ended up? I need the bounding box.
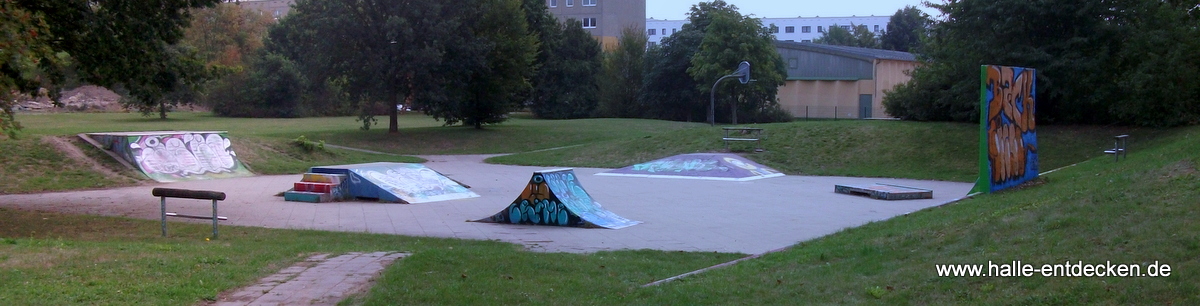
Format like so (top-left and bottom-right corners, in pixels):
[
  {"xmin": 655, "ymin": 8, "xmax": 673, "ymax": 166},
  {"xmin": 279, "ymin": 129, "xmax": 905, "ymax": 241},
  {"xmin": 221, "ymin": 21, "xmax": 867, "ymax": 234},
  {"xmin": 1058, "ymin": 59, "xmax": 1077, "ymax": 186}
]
[
  {"xmin": 597, "ymin": 153, "xmax": 784, "ymax": 181},
  {"xmin": 83, "ymin": 131, "xmax": 255, "ymax": 182}
]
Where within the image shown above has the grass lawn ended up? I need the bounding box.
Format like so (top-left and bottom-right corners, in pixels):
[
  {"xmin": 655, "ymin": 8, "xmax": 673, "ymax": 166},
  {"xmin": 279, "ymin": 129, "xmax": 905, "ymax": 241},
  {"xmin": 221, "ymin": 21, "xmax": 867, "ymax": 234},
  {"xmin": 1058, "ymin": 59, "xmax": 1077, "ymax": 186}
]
[
  {"xmin": 491, "ymin": 120, "xmax": 1166, "ymax": 182},
  {"xmin": 2, "ymin": 111, "xmax": 1195, "ymax": 304}
]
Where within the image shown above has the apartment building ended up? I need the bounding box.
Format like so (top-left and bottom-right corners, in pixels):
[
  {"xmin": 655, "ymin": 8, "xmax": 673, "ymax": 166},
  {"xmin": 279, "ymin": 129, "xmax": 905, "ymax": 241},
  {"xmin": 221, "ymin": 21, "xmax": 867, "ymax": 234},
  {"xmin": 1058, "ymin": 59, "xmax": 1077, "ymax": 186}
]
[
  {"xmin": 647, "ymin": 15, "xmax": 891, "ymax": 46},
  {"xmin": 547, "ymin": 0, "xmax": 646, "ymax": 49}
]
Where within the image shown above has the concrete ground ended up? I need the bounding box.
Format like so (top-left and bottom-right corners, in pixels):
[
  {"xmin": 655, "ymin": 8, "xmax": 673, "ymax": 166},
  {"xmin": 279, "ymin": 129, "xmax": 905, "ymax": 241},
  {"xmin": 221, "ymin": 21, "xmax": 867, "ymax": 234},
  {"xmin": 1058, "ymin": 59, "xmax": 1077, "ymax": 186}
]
[{"xmin": 0, "ymin": 154, "xmax": 973, "ymax": 254}]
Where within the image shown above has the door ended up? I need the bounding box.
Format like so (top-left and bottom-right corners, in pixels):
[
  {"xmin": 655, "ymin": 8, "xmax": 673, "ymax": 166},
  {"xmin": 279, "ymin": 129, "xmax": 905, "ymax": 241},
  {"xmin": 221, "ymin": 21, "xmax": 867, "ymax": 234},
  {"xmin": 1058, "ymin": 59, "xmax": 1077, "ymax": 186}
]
[{"xmin": 858, "ymin": 94, "xmax": 873, "ymax": 119}]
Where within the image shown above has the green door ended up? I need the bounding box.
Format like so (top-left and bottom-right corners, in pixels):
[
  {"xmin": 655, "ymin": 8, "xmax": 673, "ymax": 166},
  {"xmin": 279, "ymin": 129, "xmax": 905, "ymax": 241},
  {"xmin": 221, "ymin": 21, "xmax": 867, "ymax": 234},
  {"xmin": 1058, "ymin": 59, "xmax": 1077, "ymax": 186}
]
[{"xmin": 859, "ymin": 94, "xmax": 872, "ymax": 119}]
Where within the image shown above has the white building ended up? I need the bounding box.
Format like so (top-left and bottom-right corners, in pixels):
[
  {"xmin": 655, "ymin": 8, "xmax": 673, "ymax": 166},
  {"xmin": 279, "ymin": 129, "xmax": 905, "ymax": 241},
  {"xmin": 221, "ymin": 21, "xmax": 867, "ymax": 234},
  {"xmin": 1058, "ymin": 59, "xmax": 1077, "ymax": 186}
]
[{"xmin": 646, "ymin": 16, "xmax": 891, "ymax": 46}]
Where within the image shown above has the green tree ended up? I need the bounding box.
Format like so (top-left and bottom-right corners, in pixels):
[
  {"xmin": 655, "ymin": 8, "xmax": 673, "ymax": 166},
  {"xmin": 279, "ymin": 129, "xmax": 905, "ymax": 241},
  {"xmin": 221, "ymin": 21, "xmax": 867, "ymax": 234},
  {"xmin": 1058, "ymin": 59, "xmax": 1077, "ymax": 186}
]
[
  {"xmin": 687, "ymin": 1, "xmax": 788, "ymax": 124},
  {"xmin": 815, "ymin": 24, "xmax": 880, "ymax": 48},
  {"xmin": 431, "ymin": 0, "xmax": 537, "ymax": 128},
  {"xmin": 0, "ymin": 0, "xmax": 61, "ymax": 138},
  {"xmin": 184, "ymin": 3, "xmax": 276, "ymax": 68},
  {"xmin": 2, "ymin": 0, "xmax": 218, "ymax": 128},
  {"xmin": 881, "ymin": 6, "xmax": 932, "ymax": 52},
  {"xmin": 529, "ymin": 19, "xmax": 602, "ymax": 119},
  {"xmin": 639, "ymin": 0, "xmax": 728, "ymax": 122},
  {"xmin": 596, "ymin": 26, "xmax": 648, "ymax": 118},
  {"xmin": 884, "ymin": 0, "xmax": 1127, "ymax": 124},
  {"xmin": 273, "ymin": 0, "xmax": 460, "ymax": 132}
]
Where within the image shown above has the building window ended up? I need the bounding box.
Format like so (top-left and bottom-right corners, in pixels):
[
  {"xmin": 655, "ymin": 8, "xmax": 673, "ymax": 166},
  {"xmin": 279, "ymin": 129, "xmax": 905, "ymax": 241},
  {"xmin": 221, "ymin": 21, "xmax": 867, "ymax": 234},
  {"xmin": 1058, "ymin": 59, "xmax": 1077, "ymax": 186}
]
[
  {"xmin": 582, "ymin": 18, "xmax": 597, "ymax": 28},
  {"xmin": 874, "ymin": 25, "xmax": 880, "ymax": 32},
  {"xmin": 566, "ymin": 0, "xmax": 573, "ymax": 7},
  {"xmin": 801, "ymin": 39, "xmax": 811, "ymax": 43},
  {"xmin": 840, "ymin": 25, "xmax": 851, "ymax": 30},
  {"xmin": 785, "ymin": 26, "xmax": 794, "ymax": 33},
  {"xmin": 817, "ymin": 26, "xmax": 823, "ymax": 33},
  {"xmin": 583, "ymin": 0, "xmax": 596, "ymax": 6},
  {"xmin": 648, "ymin": 42, "xmax": 657, "ymax": 47},
  {"xmin": 662, "ymin": 28, "xmax": 666, "ymax": 35},
  {"xmin": 549, "ymin": 0, "xmax": 557, "ymax": 7},
  {"xmin": 671, "ymin": 28, "xmax": 677, "ymax": 34},
  {"xmin": 648, "ymin": 28, "xmax": 657, "ymax": 36},
  {"xmin": 802, "ymin": 26, "xmax": 811, "ymax": 33}
]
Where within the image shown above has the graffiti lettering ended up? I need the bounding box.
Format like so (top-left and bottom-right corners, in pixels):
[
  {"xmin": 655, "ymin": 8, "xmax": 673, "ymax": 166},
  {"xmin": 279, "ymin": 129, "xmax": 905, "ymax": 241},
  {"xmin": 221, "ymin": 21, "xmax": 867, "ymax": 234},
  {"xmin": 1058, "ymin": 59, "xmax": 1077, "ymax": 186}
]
[
  {"xmin": 362, "ymin": 165, "xmax": 470, "ymax": 201},
  {"xmin": 984, "ymin": 65, "xmax": 1038, "ymax": 191},
  {"xmin": 631, "ymin": 159, "xmax": 728, "ymax": 173},
  {"xmin": 130, "ymin": 133, "xmax": 245, "ymax": 179}
]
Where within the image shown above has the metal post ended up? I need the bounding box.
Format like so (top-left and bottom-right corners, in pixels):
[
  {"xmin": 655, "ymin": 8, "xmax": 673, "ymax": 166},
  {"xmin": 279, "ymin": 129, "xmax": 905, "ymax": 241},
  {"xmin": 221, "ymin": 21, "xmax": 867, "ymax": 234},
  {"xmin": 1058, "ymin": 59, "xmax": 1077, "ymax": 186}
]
[
  {"xmin": 160, "ymin": 197, "xmax": 167, "ymax": 237},
  {"xmin": 211, "ymin": 199, "xmax": 219, "ymax": 239}
]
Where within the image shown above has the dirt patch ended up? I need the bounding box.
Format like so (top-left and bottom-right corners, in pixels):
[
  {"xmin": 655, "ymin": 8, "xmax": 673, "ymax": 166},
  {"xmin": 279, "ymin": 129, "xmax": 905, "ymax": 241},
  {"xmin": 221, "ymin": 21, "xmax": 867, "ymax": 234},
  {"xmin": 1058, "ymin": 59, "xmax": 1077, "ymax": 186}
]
[{"xmin": 41, "ymin": 136, "xmax": 142, "ymax": 184}]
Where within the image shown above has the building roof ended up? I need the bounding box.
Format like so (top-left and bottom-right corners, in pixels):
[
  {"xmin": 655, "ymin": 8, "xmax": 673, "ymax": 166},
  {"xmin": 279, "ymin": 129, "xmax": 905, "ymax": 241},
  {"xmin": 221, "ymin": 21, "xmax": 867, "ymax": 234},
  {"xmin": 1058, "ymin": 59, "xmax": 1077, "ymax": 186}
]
[{"xmin": 774, "ymin": 41, "xmax": 917, "ymax": 62}]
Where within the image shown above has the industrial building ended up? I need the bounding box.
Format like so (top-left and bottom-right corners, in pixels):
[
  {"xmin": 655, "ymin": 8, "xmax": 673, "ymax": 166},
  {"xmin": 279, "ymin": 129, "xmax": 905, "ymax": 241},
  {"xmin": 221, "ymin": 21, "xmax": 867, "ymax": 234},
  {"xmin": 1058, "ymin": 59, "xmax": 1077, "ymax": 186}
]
[{"xmin": 773, "ymin": 41, "xmax": 917, "ymax": 119}]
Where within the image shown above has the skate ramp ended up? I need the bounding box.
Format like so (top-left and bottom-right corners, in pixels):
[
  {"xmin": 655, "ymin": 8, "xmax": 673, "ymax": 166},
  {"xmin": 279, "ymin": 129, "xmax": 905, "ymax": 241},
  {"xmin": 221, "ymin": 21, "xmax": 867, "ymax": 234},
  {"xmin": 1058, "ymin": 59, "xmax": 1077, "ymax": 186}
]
[
  {"xmin": 477, "ymin": 168, "xmax": 640, "ymax": 229},
  {"xmin": 83, "ymin": 131, "xmax": 254, "ymax": 182},
  {"xmin": 309, "ymin": 162, "xmax": 478, "ymax": 204},
  {"xmin": 597, "ymin": 153, "xmax": 783, "ymax": 181}
]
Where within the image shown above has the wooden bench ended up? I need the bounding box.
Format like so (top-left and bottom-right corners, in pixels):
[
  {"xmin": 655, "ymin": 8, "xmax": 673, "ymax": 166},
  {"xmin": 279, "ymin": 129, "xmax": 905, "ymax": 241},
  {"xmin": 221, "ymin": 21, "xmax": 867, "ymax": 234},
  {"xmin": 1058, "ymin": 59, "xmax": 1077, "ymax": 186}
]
[
  {"xmin": 153, "ymin": 188, "xmax": 227, "ymax": 239},
  {"xmin": 722, "ymin": 127, "xmax": 764, "ymax": 152},
  {"xmin": 1103, "ymin": 135, "xmax": 1129, "ymax": 161}
]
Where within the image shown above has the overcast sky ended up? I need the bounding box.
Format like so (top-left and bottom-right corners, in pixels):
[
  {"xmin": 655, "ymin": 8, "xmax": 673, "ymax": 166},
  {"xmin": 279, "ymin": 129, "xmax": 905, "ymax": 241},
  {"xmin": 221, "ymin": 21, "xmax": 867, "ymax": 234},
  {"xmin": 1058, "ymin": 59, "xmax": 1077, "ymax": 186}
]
[{"xmin": 646, "ymin": 0, "xmax": 941, "ymax": 20}]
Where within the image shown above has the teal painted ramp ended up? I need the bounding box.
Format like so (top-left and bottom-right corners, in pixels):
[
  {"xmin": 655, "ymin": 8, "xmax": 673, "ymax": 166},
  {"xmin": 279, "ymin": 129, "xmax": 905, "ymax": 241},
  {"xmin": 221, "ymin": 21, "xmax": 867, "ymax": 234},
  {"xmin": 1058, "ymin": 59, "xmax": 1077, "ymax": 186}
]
[{"xmin": 478, "ymin": 168, "xmax": 640, "ymax": 229}]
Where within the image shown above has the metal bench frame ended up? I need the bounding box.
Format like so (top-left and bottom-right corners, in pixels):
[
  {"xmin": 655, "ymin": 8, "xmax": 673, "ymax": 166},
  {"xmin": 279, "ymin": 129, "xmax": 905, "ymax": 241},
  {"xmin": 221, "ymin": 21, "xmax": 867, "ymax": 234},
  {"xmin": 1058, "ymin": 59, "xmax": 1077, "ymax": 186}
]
[
  {"xmin": 1103, "ymin": 135, "xmax": 1129, "ymax": 161},
  {"xmin": 722, "ymin": 127, "xmax": 764, "ymax": 152},
  {"xmin": 152, "ymin": 188, "xmax": 227, "ymax": 239}
]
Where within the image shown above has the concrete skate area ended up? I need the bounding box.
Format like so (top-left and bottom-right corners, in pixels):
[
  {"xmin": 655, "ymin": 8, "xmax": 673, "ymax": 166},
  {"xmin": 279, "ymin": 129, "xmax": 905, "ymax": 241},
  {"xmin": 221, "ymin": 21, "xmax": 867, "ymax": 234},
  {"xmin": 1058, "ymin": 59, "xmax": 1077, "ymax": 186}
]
[{"xmin": 0, "ymin": 154, "xmax": 973, "ymax": 254}]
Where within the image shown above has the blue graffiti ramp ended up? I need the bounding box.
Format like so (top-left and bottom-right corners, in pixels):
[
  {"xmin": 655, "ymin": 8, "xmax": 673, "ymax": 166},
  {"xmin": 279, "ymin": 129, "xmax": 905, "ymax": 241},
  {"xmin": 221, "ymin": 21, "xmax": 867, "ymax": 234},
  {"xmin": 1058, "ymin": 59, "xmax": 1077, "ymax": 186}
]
[
  {"xmin": 597, "ymin": 153, "xmax": 783, "ymax": 181},
  {"xmin": 310, "ymin": 162, "xmax": 478, "ymax": 204},
  {"xmin": 476, "ymin": 168, "xmax": 641, "ymax": 229}
]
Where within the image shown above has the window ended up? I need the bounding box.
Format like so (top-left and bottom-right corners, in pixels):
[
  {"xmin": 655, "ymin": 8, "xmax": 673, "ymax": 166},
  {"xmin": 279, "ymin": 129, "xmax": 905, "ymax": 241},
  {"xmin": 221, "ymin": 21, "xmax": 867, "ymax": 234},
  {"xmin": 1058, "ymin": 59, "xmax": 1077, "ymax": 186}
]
[
  {"xmin": 648, "ymin": 29, "xmax": 657, "ymax": 36},
  {"xmin": 583, "ymin": 0, "xmax": 596, "ymax": 6},
  {"xmin": 817, "ymin": 26, "xmax": 823, "ymax": 33},
  {"xmin": 566, "ymin": 0, "xmax": 573, "ymax": 7},
  {"xmin": 840, "ymin": 25, "xmax": 851, "ymax": 30},
  {"xmin": 785, "ymin": 26, "xmax": 795, "ymax": 33},
  {"xmin": 582, "ymin": 18, "xmax": 597, "ymax": 28},
  {"xmin": 802, "ymin": 26, "xmax": 811, "ymax": 33},
  {"xmin": 874, "ymin": 25, "xmax": 879, "ymax": 32},
  {"xmin": 549, "ymin": 0, "xmax": 557, "ymax": 7},
  {"xmin": 671, "ymin": 28, "xmax": 677, "ymax": 34},
  {"xmin": 662, "ymin": 28, "xmax": 666, "ymax": 35},
  {"xmin": 770, "ymin": 24, "xmax": 778, "ymax": 33},
  {"xmin": 648, "ymin": 42, "xmax": 657, "ymax": 47},
  {"xmin": 801, "ymin": 39, "xmax": 811, "ymax": 43}
]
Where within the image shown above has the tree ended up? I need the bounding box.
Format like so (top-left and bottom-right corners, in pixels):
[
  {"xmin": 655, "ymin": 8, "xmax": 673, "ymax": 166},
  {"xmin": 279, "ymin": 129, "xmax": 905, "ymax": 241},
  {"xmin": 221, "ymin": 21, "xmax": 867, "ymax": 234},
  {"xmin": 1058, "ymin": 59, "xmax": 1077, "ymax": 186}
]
[
  {"xmin": 1, "ymin": 0, "xmax": 60, "ymax": 138},
  {"xmin": 2, "ymin": 0, "xmax": 218, "ymax": 133},
  {"xmin": 273, "ymin": 0, "xmax": 459, "ymax": 132},
  {"xmin": 529, "ymin": 19, "xmax": 602, "ymax": 119},
  {"xmin": 184, "ymin": 3, "xmax": 275, "ymax": 68},
  {"xmin": 24, "ymin": 0, "xmax": 221, "ymax": 119},
  {"xmin": 687, "ymin": 1, "xmax": 788, "ymax": 124},
  {"xmin": 881, "ymin": 6, "xmax": 932, "ymax": 52},
  {"xmin": 596, "ymin": 26, "xmax": 648, "ymax": 118},
  {"xmin": 639, "ymin": 0, "xmax": 726, "ymax": 122},
  {"xmin": 883, "ymin": 0, "xmax": 1200, "ymax": 127},
  {"xmin": 430, "ymin": 0, "xmax": 537, "ymax": 128},
  {"xmin": 815, "ymin": 23, "xmax": 880, "ymax": 48}
]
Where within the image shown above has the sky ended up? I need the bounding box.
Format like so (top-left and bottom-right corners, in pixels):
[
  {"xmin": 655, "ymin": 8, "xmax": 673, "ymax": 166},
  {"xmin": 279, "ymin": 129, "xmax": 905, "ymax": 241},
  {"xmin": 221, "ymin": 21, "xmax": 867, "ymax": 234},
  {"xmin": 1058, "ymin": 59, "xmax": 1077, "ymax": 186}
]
[{"xmin": 645, "ymin": 0, "xmax": 941, "ymax": 20}]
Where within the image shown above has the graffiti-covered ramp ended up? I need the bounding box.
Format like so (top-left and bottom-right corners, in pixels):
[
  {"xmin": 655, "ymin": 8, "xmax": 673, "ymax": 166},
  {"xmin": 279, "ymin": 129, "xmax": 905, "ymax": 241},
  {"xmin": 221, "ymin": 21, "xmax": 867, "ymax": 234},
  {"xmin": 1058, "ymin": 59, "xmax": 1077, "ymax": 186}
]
[
  {"xmin": 597, "ymin": 153, "xmax": 784, "ymax": 181},
  {"xmin": 476, "ymin": 168, "xmax": 640, "ymax": 229},
  {"xmin": 82, "ymin": 131, "xmax": 254, "ymax": 182},
  {"xmin": 309, "ymin": 162, "xmax": 478, "ymax": 204}
]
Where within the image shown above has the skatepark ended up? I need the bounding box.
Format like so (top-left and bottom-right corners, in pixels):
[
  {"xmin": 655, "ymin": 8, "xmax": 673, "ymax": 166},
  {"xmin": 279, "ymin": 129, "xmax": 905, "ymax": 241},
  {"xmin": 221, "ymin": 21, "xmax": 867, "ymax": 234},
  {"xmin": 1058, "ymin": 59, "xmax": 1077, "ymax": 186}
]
[{"xmin": 0, "ymin": 153, "xmax": 973, "ymax": 254}]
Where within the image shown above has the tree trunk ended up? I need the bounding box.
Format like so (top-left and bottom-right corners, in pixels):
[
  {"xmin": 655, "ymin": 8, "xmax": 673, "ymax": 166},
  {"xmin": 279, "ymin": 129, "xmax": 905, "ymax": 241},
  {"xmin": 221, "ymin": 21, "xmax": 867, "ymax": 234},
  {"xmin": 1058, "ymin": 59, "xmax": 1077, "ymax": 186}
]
[{"xmin": 159, "ymin": 102, "xmax": 167, "ymax": 119}]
